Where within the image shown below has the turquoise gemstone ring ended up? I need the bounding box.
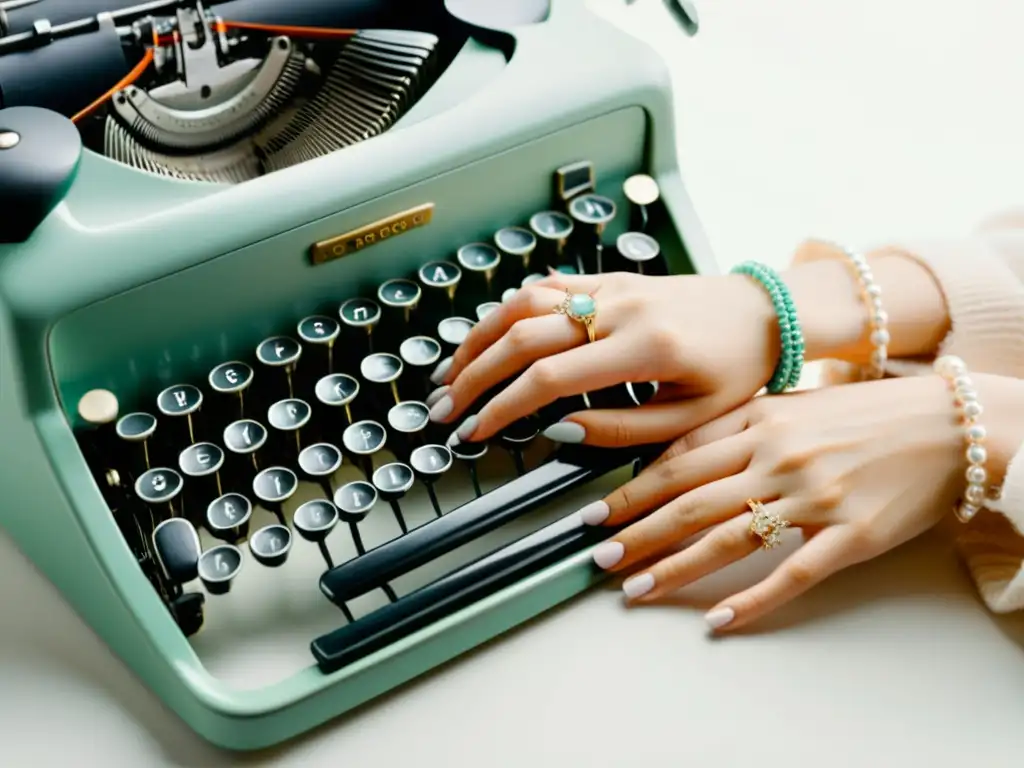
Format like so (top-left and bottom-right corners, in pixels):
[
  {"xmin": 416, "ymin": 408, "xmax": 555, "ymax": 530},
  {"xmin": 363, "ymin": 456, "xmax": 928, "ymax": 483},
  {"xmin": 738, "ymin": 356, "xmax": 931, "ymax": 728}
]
[{"xmin": 553, "ymin": 290, "xmax": 597, "ymax": 342}]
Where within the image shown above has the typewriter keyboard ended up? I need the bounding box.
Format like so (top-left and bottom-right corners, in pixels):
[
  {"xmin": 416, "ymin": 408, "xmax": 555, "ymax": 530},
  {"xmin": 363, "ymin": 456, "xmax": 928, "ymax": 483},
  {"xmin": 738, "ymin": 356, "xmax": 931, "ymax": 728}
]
[{"xmin": 72, "ymin": 160, "xmax": 671, "ymax": 686}]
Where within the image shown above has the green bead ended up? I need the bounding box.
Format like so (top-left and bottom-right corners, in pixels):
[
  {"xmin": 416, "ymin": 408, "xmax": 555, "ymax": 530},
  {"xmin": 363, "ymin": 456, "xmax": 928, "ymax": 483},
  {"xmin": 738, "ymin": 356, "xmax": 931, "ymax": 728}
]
[{"xmin": 568, "ymin": 293, "xmax": 595, "ymax": 317}]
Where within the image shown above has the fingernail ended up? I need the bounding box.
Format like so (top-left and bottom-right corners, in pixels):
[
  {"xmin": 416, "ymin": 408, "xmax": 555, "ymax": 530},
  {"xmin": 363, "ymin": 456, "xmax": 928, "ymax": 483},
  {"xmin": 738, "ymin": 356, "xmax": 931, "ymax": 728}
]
[
  {"xmin": 577, "ymin": 500, "xmax": 609, "ymax": 525},
  {"xmin": 705, "ymin": 607, "xmax": 735, "ymax": 629},
  {"xmin": 430, "ymin": 357, "xmax": 453, "ymax": 385},
  {"xmin": 592, "ymin": 541, "xmax": 624, "ymax": 569},
  {"xmin": 547, "ymin": 266, "xmax": 559, "ymax": 275},
  {"xmin": 429, "ymin": 395, "xmax": 453, "ymax": 422},
  {"xmin": 426, "ymin": 385, "xmax": 449, "ymax": 408},
  {"xmin": 542, "ymin": 420, "xmax": 586, "ymax": 444},
  {"xmin": 456, "ymin": 415, "xmax": 479, "ymax": 442},
  {"xmin": 623, "ymin": 573, "xmax": 655, "ymax": 599}
]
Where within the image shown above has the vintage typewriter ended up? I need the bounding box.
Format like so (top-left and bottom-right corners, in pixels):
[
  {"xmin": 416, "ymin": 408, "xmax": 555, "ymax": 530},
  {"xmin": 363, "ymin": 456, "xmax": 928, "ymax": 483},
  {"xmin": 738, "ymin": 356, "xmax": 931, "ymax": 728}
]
[{"xmin": 0, "ymin": 0, "xmax": 711, "ymax": 751}]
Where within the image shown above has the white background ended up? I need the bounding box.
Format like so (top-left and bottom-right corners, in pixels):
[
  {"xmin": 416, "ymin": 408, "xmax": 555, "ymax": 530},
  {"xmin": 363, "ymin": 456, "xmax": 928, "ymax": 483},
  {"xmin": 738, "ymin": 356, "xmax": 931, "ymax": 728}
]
[{"xmin": 5, "ymin": 1, "xmax": 1024, "ymax": 765}]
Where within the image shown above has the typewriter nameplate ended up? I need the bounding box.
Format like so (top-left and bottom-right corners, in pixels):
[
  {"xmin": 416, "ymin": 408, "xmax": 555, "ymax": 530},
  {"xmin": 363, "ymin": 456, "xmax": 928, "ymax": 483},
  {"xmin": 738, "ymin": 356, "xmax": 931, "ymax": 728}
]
[{"xmin": 310, "ymin": 203, "xmax": 435, "ymax": 265}]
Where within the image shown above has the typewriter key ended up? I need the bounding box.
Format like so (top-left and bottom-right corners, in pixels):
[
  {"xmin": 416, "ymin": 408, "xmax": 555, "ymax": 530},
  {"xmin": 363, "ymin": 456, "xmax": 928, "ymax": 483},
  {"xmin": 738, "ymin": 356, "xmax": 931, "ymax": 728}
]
[
  {"xmin": 447, "ymin": 433, "xmax": 488, "ymax": 498},
  {"xmin": 456, "ymin": 242, "xmax": 502, "ymax": 297},
  {"xmin": 498, "ymin": 417, "xmax": 539, "ymax": 476},
  {"xmin": 399, "ymin": 336, "xmax": 441, "ymax": 396},
  {"xmin": 223, "ymin": 419, "xmax": 268, "ymax": 481},
  {"xmin": 206, "ymin": 492, "xmax": 253, "ymax": 543},
  {"xmin": 339, "ymin": 298, "xmax": 382, "ymax": 355},
  {"xmin": 333, "ymin": 480, "xmax": 375, "ymax": 555},
  {"xmin": 436, "ymin": 316, "xmax": 475, "ymax": 356},
  {"xmin": 76, "ymin": 389, "xmax": 120, "ymax": 466},
  {"xmin": 360, "ymin": 352, "xmax": 404, "ymax": 406},
  {"xmin": 409, "ymin": 444, "xmax": 453, "ymax": 517},
  {"xmin": 529, "ymin": 210, "xmax": 574, "ymax": 270},
  {"xmin": 298, "ymin": 315, "xmax": 341, "ymax": 379},
  {"xmin": 556, "ymin": 159, "xmax": 596, "ymax": 203},
  {"xmin": 418, "ymin": 260, "xmax": 461, "ymax": 315},
  {"xmin": 208, "ymin": 361, "xmax": 253, "ymax": 421},
  {"xmin": 197, "ymin": 544, "xmax": 243, "ymax": 596},
  {"xmin": 616, "ymin": 231, "xmax": 661, "ymax": 275},
  {"xmin": 568, "ymin": 193, "xmax": 617, "ymax": 273},
  {"xmin": 378, "ymin": 278, "xmax": 422, "ymax": 325},
  {"xmin": 157, "ymin": 383, "xmax": 203, "ymax": 445},
  {"xmin": 267, "ymin": 398, "xmax": 312, "ymax": 462},
  {"xmin": 252, "ymin": 466, "xmax": 299, "ymax": 527},
  {"xmin": 298, "ymin": 442, "xmax": 343, "ymax": 499},
  {"xmin": 495, "ymin": 226, "xmax": 537, "ymax": 276},
  {"xmin": 294, "ymin": 499, "xmax": 341, "ymax": 570},
  {"xmin": 623, "ymin": 173, "xmax": 661, "ymax": 233},
  {"xmin": 315, "ymin": 373, "xmax": 360, "ymax": 428},
  {"xmin": 476, "ymin": 302, "xmax": 501, "ymax": 321},
  {"xmin": 178, "ymin": 442, "xmax": 225, "ymax": 501},
  {"xmin": 115, "ymin": 411, "xmax": 157, "ymax": 479},
  {"xmin": 342, "ymin": 419, "xmax": 387, "ymax": 478},
  {"xmin": 152, "ymin": 517, "xmax": 201, "ymax": 588},
  {"xmin": 256, "ymin": 336, "xmax": 303, "ymax": 399},
  {"xmin": 135, "ymin": 467, "xmax": 184, "ymax": 518},
  {"xmin": 248, "ymin": 524, "xmax": 293, "ymax": 568},
  {"xmin": 372, "ymin": 462, "xmax": 415, "ymax": 535},
  {"xmin": 387, "ymin": 400, "xmax": 430, "ymax": 458},
  {"xmin": 169, "ymin": 592, "xmax": 206, "ymax": 638}
]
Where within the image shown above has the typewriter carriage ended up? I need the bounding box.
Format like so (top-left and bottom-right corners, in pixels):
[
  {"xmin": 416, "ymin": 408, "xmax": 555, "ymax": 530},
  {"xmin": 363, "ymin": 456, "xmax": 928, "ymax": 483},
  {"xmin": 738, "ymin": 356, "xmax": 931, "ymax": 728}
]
[{"xmin": 0, "ymin": 0, "xmax": 714, "ymax": 751}]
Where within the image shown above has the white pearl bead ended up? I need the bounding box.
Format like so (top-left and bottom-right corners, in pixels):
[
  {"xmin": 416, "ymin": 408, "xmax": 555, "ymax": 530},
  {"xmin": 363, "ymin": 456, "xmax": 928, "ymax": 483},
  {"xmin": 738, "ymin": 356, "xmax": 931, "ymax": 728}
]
[
  {"xmin": 867, "ymin": 283, "xmax": 882, "ymax": 298},
  {"xmin": 935, "ymin": 355, "xmax": 966, "ymax": 377},
  {"xmin": 860, "ymin": 270, "xmax": 875, "ymax": 284},
  {"xmin": 967, "ymin": 465, "xmax": 987, "ymax": 484},
  {"xmin": 870, "ymin": 328, "xmax": 890, "ymax": 346},
  {"xmin": 871, "ymin": 296, "xmax": 883, "ymax": 312},
  {"xmin": 967, "ymin": 444, "xmax": 987, "ymax": 464},
  {"xmin": 966, "ymin": 424, "xmax": 987, "ymax": 442},
  {"xmin": 965, "ymin": 483, "xmax": 986, "ymax": 505},
  {"xmin": 963, "ymin": 401, "xmax": 983, "ymax": 419},
  {"xmin": 873, "ymin": 309, "xmax": 889, "ymax": 326},
  {"xmin": 953, "ymin": 375, "xmax": 972, "ymax": 389},
  {"xmin": 870, "ymin": 349, "xmax": 887, "ymax": 366},
  {"xmin": 955, "ymin": 388, "xmax": 977, "ymax": 405},
  {"xmin": 957, "ymin": 503, "xmax": 980, "ymax": 522}
]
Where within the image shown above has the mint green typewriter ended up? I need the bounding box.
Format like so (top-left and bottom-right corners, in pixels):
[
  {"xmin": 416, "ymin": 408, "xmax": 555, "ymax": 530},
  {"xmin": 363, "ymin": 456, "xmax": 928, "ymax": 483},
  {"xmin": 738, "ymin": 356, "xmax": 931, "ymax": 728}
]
[{"xmin": 0, "ymin": 0, "xmax": 710, "ymax": 751}]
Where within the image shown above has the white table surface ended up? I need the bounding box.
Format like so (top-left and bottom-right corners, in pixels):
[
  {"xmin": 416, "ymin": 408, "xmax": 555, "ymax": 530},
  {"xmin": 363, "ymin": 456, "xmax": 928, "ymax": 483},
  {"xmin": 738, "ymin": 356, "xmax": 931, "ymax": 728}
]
[{"xmin": 5, "ymin": 1, "xmax": 1024, "ymax": 765}]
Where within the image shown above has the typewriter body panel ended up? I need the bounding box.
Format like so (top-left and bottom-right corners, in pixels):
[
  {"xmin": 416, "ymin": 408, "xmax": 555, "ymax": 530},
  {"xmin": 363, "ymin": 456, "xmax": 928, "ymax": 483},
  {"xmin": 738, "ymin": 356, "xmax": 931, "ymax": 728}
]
[{"xmin": 0, "ymin": 0, "xmax": 712, "ymax": 751}]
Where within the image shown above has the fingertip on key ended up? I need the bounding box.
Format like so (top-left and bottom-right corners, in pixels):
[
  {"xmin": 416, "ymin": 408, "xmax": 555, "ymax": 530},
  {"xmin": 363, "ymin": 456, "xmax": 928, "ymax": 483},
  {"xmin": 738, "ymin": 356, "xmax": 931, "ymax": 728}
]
[
  {"xmin": 592, "ymin": 540, "xmax": 624, "ymax": 569},
  {"xmin": 430, "ymin": 357, "xmax": 453, "ymax": 385},
  {"xmin": 428, "ymin": 395, "xmax": 454, "ymax": 423},
  {"xmin": 577, "ymin": 500, "xmax": 609, "ymax": 525}
]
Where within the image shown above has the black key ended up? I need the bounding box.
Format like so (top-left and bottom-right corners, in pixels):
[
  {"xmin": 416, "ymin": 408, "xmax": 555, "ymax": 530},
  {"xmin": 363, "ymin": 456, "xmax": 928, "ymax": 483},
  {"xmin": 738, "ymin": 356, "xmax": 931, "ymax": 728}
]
[
  {"xmin": 447, "ymin": 433, "xmax": 487, "ymax": 497},
  {"xmin": 623, "ymin": 173, "xmax": 661, "ymax": 233},
  {"xmin": 616, "ymin": 231, "xmax": 661, "ymax": 275},
  {"xmin": 298, "ymin": 442, "xmax": 344, "ymax": 499},
  {"xmin": 297, "ymin": 315, "xmax": 341, "ymax": 381},
  {"xmin": 178, "ymin": 442, "xmax": 226, "ymax": 513},
  {"xmin": 360, "ymin": 352, "xmax": 404, "ymax": 408},
  {"xmin": 409, "ymin": 443, "xmax": 453, "ymax": 517},
  {"xmin": 197, "ymin": 544, "xmax": 244, "ymax": 596},
  {"xmin": 555, "ymin": 159, "xmax": 595, "ymax": 203},
  {"xmin": 529, "ymin": 210, "xmax": 573, "ymax": 271},
  {"xmin": 378, "ymin": 278, "xmax": 422, "ymax": 328},
  {"xmin": 135, "ymin": 466, "xmax": 184, "ymax": 518},
  {"xmin": 318, "ymin": 447, "xmax": 635, "ymax": 605},
  {"xmin": 387, "ymin": 401, "xmax": 430, "ymax": 457},
  {"xmin": 156, "ymin": 383, "xmax": 203, "ymax": 446},
  {"xmin": 372, "ymin": 462, "xmax": 415, "ymax": 535},
  {"xmin": 437, "ymin": 316, "xmax": 475, "ymax": 358},
  {"xmin": 76, "ymin": 389, "xmax": 120, "ymax": 471},
  {"xmin": 331, "ymin": 481, "xmax": 400, "ymax": 604},
  {"xmin": 222, "ymin": 419, "xmax": 268, "ymax": 485},
  {"xmin": 208, "ymin": 361, "xmax": 253, "ymax": 423},
  {"xmin": 266, "ymin": 398, "xmax": 312, "ymax": 464},
  {"xmin": 248, "ymin": 524, "xmax": 292, "ymax": 568},
  {"xmin": 152, "ymin": 517, "xmax": 201, "ymax": 590},
  {"xmin": 494, "ymin": 226, "xmax": 537, "ymax": 279},
  {"xmin": 315, "ymin": 373, "xmax": 360, "ymax": 428},
  {"xmin": 115, "ymin": 411, "xmax": 157, "ymax": 481},
  {"xmin": 206, "ymin": 492, "xmax": 253, "ymax": 543},
  {"xmin": 169, "ymin": 592, "xmax": 206, "ymax": 637},
  {"xmin": 499, "ymin": 417, "xmax": 539, "ymax": 476},
  {"xmin": 476, "ymin": 302, "xmax": 501, "ymax": 321},
  {"xmin": 456, "ymin": 242, "xmax": 502, "ymax": 298},
  {"xmin": 418, "ymin": 260, "xmax": 461, "ymax": 317},
  {"xmin": 568, "ymin": 193, "xmax": 616, "ymax": 273},
  {"xmin": 252, "ymin": 466, "xmax": 299, "ymax": 526},
  {"xmin": 293, "ymin": 499, "xmax": 341, "ymax": 570},
  {"xmin": 399, "ymin": 335, "xmax": 442, "ymax": 397},
  {"xmin": 339, "ymin": 298, "xmax": 382, "ymax": 357},
  {"xmin": 342, "ymin": 419, "xmax": 387, "ymax": 478},
  {"xmin": 256, "ymin": 336, "xmax": 302, "ymax": 400}
]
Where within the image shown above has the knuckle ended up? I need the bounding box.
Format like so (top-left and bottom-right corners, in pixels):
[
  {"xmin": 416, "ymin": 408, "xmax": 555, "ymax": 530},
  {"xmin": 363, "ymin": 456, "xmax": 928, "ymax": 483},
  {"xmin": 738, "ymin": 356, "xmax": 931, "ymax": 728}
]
[
  {"xmin": 505, "ymin": 321, "xmax": 532, "ymax": 352},
  {"xmin": 612, "ymin": 414, "xmax": 634, "ymax": 446},
  {"xmin": 810, "ymin": 481, "xmax": 845, "ymax": 513},
  {"xmin": 527, "ymin": 359, "xmax": 561, "ymax": 392},
  {"xmin": 783, "ymin": 558, "xmax": 819, "ymax": 590},
  {"xmin": 844, "ymin": 521, "xmax": 879, "ymax": 555}
]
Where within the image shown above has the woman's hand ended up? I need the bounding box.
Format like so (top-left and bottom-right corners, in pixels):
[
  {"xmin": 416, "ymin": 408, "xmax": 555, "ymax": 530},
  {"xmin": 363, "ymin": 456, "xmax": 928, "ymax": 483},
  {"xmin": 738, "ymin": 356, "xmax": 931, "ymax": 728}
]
[{"xmin": 577, "ymin": 372, "xmax": 1024, "ymax": 631}]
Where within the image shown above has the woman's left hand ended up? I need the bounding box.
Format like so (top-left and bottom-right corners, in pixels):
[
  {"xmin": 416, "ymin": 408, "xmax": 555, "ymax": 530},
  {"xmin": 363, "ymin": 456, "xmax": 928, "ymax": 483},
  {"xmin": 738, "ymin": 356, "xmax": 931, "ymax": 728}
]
[{"xmin": 578, "ymin": 372, "xmax": 1018, "ymax": 631}]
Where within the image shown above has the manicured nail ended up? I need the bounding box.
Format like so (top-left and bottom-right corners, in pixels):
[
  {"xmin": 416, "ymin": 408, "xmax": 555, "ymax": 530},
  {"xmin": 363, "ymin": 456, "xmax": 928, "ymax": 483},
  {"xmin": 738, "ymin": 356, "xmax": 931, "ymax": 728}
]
[
  {"xmin": 542, "ymin": 420, "xmax": 586, "ymax": 444},
  {"xmin": 547, "ymin": 266, "xmax": 559, "ymax": 275},
  {"xmin": 592, "ymin": 541, "xmax": 624, "ymax": 569},
  {"xmin": 426, "ymin": 385, "xmax": 449, "ymax": 408},
  {"xmin": 623, "ymin": 573, "xmax": 655, "ymax": 599},
  {"xmin": 577, "ymin": 500, "xmax": 609, "ymax": 525},
  {"xmin": 456, "ymin": 415, "xmax": 479, "ymax": 442},
  {"xmin": 430, "ymin": 357, "xmax": 453, "ymax": 385},
  {"xmin": 428, "ymin": 395, "xmax": 453, "ymax": 422},
  {"xmin": 705, "ymin": 607, "xmax": 735, "ymax": 629}
]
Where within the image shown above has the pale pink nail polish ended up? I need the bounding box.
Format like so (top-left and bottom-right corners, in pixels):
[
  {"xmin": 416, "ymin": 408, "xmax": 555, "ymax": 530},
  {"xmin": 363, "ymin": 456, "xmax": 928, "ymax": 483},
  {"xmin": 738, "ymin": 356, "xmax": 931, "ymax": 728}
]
[
  {"xmin": 705, "ymin": 607, "xmax": 735, "ymax": 629},
  {"xmin": 623, "ymin": 573, "xmax": 654, "ymax": 599},
  {"xmin": 592, "ymin": 541, "xmax": 624, "ymax": 569},
  {"xmin": 577, "ymin": 500, "xmax": 609, "ymax": 525}
]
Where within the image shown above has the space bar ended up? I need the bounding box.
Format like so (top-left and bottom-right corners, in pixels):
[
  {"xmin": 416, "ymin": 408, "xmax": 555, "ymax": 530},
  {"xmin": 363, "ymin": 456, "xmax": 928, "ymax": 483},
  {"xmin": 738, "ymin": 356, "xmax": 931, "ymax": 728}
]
[{"xmin": 317, "ymin": 446, "xmax": 635, "ymax": 605}]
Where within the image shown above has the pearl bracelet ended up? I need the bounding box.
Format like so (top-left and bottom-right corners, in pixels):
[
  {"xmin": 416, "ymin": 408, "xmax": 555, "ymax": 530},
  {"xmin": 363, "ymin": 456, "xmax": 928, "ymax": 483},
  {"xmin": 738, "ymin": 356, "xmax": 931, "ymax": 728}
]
[
  {"xmin": 934, "ymin": 354, "xmax": 990, "ymax": 522},
  {"xmin": 836, "ymin": 245, "xmax": 890, "ymax": 379}
]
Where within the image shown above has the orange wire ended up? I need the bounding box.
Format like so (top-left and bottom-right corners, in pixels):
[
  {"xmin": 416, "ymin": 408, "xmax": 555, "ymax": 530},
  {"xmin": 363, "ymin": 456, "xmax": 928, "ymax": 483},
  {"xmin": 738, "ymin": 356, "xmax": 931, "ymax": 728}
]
[
  {"xmin": 71, "ymin": 27, "xmax": 159, "ymax": 124},
  {"xmin": 217, "ymin": 20, "xmax": 358, "ymax": 41}
]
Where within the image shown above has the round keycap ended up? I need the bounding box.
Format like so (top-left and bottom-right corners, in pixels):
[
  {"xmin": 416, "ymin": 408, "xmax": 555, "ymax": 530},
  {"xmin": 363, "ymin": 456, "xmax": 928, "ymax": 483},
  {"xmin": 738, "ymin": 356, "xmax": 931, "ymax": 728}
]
[
  {"xmin": 116, "ymin": 412, "xmax": 157, "ymax": 442},
  {"xmin": 399, "ymin": 336, "xmax": 442, "ymax": 369},
  {"xmin": 157, "ymin": 384, "xmax": 203, "ymax": 416},
  {"xmin": 568, "ymin": 193, "xmax": 616, "ymax": 226},
  {"xmin": 529, "ymin": 210, "xmax": 574, "ymax": 241},
  {"xmin": 339, "ymin": 297, "xmax": 382, "ymax": 328},
  {"xmin": 501, "ymin": 418, "xmax": 539, "ymax": 445},
  {"xmin": 178, "ymin": 442, "xmax": 225, "ymax": 477},
  {"xmin": 77, "ymin": 389, "xmax": 119, "ymax": 425},
  {"xmin": 208, "ymin": 361, "xmax": 253, "ymax": 394},
  {"xmin": 298, "ymin": 443, "xmax": 343, "ymax": 477},
  {"xmin": 623, "ymin": 173, "xmax": 661, "ymax": 206},
  {"xmin": 617, "ymin": 231, "xmax": 660, "ymax": 264},
  {"xmin": 334, "ymin": 480, "xmax": 378, "ymax": 518},
  {"xmin": 418, "ymin": 260, "xmax": 461, "ymax": 289},
  {"xmin": 135, "ymin": 467, "xmax": 184, "ymax": 504},
  {"xmin": 388, "ymin": 401, "xmax": 430, "ymax": 434},
  {"xmin": 256, "ymin": 336, "xmax": 302, "ymax": 367},
  {"xmin": 223, "ymin": 419, "xmax": 267, "ymax": 455},
  {"xmin": 315, "ymin": 373, "xmax": 360, "ymax": 407},
  {"xmin": 378, "ymin": 278, "xmax": 422, "ymax": 309},
  {"xmin": 494, "ymin": 226, "xmax": 537, "ymax": 256},
  {"xmin": 448, "ymin": 434, "xmax": 488, "ymax": 461},
  {"xmin": 360, "ymin": 353, "xmax": 403, "ymax": 384},
  {"xmin": 252, "ymin": 466, "xmax": 298, "ymax": 504},
  {"xmin": 456, "ymin": 243, "xmax": 501, "ymax": 273},
  {"xmin": 373, "ymin": 462, "xmax": 415, "ymax": 496},
  {"xmin": 294, "ymin": 499, "xmax": 340, "ymax": 538},
  {"xmin": 298, "ymin": 315, "xmax": 341, "ymax": 346},
  {"xmin": 207, "ymin": 493, "xmax": 253, "ymax": 533},
  {"xmin": 198, "ymin": 544, "xmax": 243, "ymax": 592},
  {"xmin": 249, "ymin": 524, "xmax": 292, "ymax": 566},
  {"xmin": 437, "ymin": 317, "xmax": 475, "ymax": 346},
  {"xmin": 267, "ymin": 398, "xmax": 312, "ymax": 432},
  {"xmin": 342, "ymin": 420, "xmax": 387, "ymax": 456},
  {"xmin": 476, "ymin": 302, "xmax": 501, "ymax": 320},
  {"xmin": 410, "ymin": 444, "xmax": 453, "ymax": 477}
]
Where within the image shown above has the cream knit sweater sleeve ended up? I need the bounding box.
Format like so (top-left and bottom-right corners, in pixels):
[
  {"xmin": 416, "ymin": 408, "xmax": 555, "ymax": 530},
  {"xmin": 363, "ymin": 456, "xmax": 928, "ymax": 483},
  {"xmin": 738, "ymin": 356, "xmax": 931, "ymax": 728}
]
[{"xmin": 874, "ymin": 211, "xmax": 1024, "ymax": 612}]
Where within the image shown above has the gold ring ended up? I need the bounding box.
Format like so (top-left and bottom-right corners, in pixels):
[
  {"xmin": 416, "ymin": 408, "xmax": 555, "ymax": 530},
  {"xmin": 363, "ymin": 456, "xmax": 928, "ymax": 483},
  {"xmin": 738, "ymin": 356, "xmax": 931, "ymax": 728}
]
[
  {"xmin": 553, "ymin": 290, "xmax": 597, "ymax": 343},
  {"xmin": 747, "ymin": 499, "xmax": 789, "ymax": 550}
]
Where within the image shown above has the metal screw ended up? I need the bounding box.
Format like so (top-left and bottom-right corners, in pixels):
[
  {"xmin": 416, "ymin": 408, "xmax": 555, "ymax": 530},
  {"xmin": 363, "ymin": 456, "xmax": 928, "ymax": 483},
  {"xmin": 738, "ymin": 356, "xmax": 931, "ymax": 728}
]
[{"xmin": 0, "ymin": 131, "xmax": 20, "ymax": 150}]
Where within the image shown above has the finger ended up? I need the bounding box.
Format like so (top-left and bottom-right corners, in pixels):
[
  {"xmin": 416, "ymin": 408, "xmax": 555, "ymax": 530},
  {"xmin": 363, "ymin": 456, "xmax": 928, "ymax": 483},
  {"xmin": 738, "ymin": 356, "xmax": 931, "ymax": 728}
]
[
  {"xmin": 438, "ymin": 285, "xmax": 569, "ymax": 385},
  {"xmin": 648, "ymin": 400, "xmax": 754, "ymax": 468},
  {"xmin": 592, "ymin": 473, "xmax": 773, "ymax": 574},
  {"xmin": 545, "ymin": 396, "xmax": 722, "ymax": 448},
  {"xmin": 532, "ymin": 271, "xmax": 605, "ymax": 294},
  {"xmin": 582, "ymin": 430, "xmax": 755, "ymax": 528},
  {"xmin": 704, "ymin": 525, "xmax": 861, "ymax": 632},
  {"xmin": 429, "ymin": 314, "xmax": 588, "ymax": 424},
  {"xmin": 454, "ymin": 336, "xmax": 636, "ymax": 442},
  {"xmin": 619, "ymin": 499, "xmax": 802, "ymax": 602}
]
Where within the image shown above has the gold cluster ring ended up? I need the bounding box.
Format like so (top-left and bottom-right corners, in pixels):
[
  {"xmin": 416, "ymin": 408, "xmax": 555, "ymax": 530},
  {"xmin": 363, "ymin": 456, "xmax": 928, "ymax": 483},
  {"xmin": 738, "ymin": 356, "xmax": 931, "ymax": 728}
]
[
  {"xmin": 552, "ymin": 290, "xmax": 597, "ymax": 343},
  {"xmin": 747, "ymin": 499, "xmax": 790, "ymax": 550}
]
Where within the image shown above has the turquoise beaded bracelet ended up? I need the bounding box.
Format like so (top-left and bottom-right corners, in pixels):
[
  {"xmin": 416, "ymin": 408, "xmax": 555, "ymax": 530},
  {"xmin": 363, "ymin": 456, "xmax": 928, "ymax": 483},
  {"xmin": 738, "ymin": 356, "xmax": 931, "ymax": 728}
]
[{"xmin": 730, "ymin": 260, "xmax": 805, "ymax": 393}]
